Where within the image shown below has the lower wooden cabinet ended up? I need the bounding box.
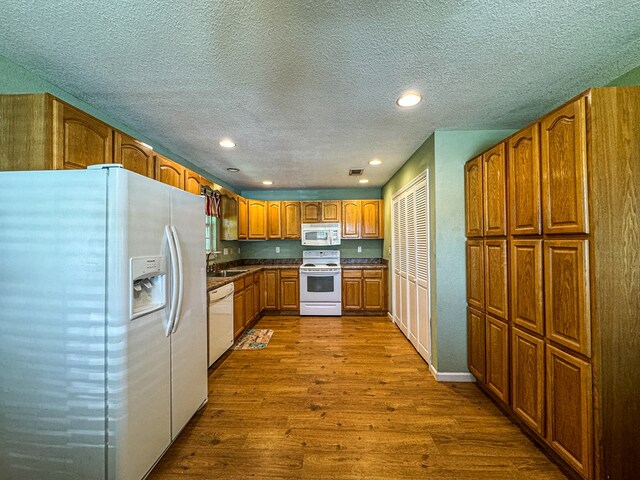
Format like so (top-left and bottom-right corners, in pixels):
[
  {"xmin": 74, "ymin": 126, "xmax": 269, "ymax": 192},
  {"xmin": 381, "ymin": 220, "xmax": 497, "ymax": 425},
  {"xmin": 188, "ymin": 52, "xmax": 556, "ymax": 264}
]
[
  {"xmin": 279, "ymin": 269, "xmax": 299, "ymax": 310},
  {"xmin": 511, "ymin": 327, "xmax": 545, "ymax": 436},
  {"xmin": 341, "ymin": 268, "xmax": 387, "ymax": 313},
  {"xmin": 467, "ymin": 307, "xmax": 485, "ymax": 382},
  {"xmin": 264, "ymin": 269, "xmax": 279, "ymax": 309},
  {"xmin": 485, "ymin": 314, "xmax": 509, "ymax": 404},
  {"xmin": 233, "ymin": 286, "xmax": 244, "ymax": 338}
]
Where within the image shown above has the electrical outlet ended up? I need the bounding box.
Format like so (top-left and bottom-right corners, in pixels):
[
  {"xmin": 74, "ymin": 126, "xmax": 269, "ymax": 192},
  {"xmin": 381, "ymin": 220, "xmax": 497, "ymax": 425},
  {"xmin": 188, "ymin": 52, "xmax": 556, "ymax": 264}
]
[
  {"xmin": 276, "ymin": 246, "xmax": 280, "ymax": 253},
  {"xmin": 357, "ymin": 246, "xmax": 362, "ymax": 253},
  {"xmin": 223, "ymin": 248, "xmax": 228, "ymax": 255}
]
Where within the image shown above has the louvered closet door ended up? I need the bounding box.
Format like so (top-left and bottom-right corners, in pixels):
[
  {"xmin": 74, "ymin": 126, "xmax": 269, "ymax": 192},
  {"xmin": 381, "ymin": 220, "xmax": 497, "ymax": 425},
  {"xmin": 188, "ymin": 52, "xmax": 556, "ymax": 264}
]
[
  {"xmin": 398, "ymin": 195, "xmax": 408, "ymax": 335},
  {"xmin": 392, "ymin": 200, "xmax": 401, "ymax": 326},
  {"xmin": 415, "ymin": 178, "xmax": 431, "ymax": 363},
  {"xmin": 391, "ymin": 174, "xmax": 431, "ymax": 365},
  {"xmin": 406, "ymin": 189, "xmax": 418, "ymax": 347}
]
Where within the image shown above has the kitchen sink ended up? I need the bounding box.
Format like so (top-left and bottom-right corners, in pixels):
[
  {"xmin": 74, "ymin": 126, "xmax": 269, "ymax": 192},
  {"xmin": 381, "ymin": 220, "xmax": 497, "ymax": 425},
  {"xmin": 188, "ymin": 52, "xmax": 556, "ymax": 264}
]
[{"xmin": 207, "ymin": 269, "xmax": 248, "ymax": 278}]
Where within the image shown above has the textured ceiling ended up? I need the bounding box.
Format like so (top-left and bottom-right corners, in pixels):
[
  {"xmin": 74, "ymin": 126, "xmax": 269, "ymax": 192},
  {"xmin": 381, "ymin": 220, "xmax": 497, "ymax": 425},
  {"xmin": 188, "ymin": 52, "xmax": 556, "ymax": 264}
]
[{"xmin": 1, "ymin": 1, "xmax": 640, "ymax": 190}]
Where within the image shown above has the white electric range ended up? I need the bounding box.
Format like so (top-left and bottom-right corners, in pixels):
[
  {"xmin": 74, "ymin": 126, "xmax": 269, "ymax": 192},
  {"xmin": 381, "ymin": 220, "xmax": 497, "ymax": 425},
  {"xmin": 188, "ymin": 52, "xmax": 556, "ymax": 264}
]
[{"xmin": 299, "ymin": 250, "xmax": 342, "ymax": 316}]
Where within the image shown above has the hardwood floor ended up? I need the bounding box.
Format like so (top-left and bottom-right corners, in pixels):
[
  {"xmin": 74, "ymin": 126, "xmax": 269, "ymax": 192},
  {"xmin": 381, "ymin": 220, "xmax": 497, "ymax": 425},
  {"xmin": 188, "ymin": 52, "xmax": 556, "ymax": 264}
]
[{"xmin": 149, "ymin": 315, "xmax": 567, "ymax": 479}]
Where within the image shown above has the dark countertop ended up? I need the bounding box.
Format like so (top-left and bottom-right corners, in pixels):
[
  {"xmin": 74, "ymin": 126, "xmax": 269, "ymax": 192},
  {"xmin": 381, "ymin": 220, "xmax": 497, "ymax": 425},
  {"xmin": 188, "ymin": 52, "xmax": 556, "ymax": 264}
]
[{"xmin": 206, "ymin": 261, "xmax": 387, "ymax": 291}]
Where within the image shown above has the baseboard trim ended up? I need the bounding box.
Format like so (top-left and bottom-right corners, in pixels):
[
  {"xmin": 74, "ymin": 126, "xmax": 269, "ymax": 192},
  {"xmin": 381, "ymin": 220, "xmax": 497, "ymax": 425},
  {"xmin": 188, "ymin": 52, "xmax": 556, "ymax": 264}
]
[
  {"xmin": 429, "ymin": 364, "xmax": 476, "ymax": 383},
  {"xmin": 387, "ymin": 312, "xmax": 393, "ymax": 322}
]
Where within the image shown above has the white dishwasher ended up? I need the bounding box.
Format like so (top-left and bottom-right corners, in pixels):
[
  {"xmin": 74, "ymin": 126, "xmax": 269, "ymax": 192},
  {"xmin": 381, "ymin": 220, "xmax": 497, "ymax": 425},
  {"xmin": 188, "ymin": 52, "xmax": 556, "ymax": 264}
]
[{"xmin": 208, "ymin": 283, "xmax": 234, "ymax": 367}]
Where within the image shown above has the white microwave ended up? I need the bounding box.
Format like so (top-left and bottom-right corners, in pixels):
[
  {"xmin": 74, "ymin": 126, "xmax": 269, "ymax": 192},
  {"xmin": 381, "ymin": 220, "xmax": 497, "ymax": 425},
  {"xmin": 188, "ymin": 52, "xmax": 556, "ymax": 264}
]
[{"xmin": 301, "ymin": 223, "xmax": 341, "ymax": 246}]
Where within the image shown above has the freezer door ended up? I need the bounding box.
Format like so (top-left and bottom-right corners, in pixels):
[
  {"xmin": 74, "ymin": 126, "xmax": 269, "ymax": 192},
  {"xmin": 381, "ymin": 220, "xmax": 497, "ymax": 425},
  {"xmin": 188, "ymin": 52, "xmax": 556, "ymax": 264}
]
[
  {"xmin": 106, "ymin": 168, "xmax": 172, "ymax": 480},
  {"xmin": 169, "ymin": 188, "xmax": 208, "ymax": 438}
]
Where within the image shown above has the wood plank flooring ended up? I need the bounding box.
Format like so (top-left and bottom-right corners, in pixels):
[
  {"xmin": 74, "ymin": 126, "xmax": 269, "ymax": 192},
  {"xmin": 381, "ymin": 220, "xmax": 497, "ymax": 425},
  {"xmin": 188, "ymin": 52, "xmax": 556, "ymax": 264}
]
[{"xmin": 149, "ymin": 315, "xmax": 567, "ymax": 479}]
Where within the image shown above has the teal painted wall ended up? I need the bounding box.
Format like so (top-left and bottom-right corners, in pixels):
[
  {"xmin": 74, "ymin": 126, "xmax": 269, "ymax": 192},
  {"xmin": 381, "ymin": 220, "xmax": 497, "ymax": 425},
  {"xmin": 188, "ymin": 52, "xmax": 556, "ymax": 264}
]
[
  {"xmin": 241, "ymin": 188, "xmax": 382, "ymax": 201},
  {"xmin": 239, "ymin": 239, "xmax": 382, "ymax": 259},
  {"xmin": 608, "ymin": 64, "xmax": 640, "ymax": 86},
  {"xmin": 0, "ymin": 54, "xmax": 236, "ymax": 192}
]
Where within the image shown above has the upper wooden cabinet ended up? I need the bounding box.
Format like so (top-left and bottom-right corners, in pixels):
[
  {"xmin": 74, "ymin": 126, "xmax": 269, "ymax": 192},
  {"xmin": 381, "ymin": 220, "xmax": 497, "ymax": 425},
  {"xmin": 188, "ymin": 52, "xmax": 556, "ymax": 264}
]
[
  {"xmin": 464, "ymin": 156, "xmax": 484, "ymax": 237},
  {"xmin": 220, "ymin": 194, "xmax": 239, "ymax": 241},
  {"xmin": 114, "ymin": 131, "xmax": 155, "ymax": 178},
  {"xmin": 184, "ymin": 169, "xmax": 202, "ymax": 195},
  {"xmin": 510, "ymin": 239, "xmax": 544, "ymax": 336},
  {"xmin": 300, "ymin": 200, "xmax": 341, "ymax": 223},
  {"xmin": 156, "ymin": 154, "xmax": 185, "ymax": 189},
  {"xmin": 1, "ymin": 94, "xmax": 114, "ymax": 171},
  {"xmin": 544, "ymin": 239, "xmax": 591, "ymax": 357},
  {"xmin": 301, "ymin": 202, "xmax": 322, "ymax": 223},
  {"xmin": 482, "ymin": 143, "xmax": 508, "ymax": 236},
  {"xmin": 281, "ymin": 201, "xmax": 301, "ymax": 239},
  {"xmin": 340, "ymin": 200, "xmax": 384, "ymax": 239},
  {"xmin": 238, "ymin": 196, "xmax": 248, "ymax": 240},
  {"xmin": 248, "ymin": 199, "xmax": 267, "ymax": 240},
  {"xmin": 508, "ymin": 124, "xmax": 541, "ymax": 235},
  {"xmin": 267, "ymin": 201, "xmax": 282, "ymax": 239},
  {"xmin": 541, "ymin": 97, "xmax": 589, "ymax": 234},
  {"xmin": 341, "ymin": 200, "xmax": 360, "ymax": 238}
]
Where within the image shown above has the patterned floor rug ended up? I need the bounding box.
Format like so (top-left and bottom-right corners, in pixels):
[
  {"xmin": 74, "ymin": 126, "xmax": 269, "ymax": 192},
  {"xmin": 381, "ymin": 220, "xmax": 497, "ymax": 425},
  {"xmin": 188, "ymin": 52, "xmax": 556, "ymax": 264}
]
[{"xmin": 232, "ymin": 329, "xmax": 274, "ymax": 350}]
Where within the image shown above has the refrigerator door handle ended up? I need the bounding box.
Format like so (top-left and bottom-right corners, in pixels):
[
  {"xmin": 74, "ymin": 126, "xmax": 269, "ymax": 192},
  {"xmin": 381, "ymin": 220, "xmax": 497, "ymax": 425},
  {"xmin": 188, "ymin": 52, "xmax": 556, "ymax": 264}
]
[
  {"xmin": 170, "ymin": 225, "xmax": 185, "ymax": 334},
  {"xmin": 165, "ymin": 225, "xmax": 179, "ymax": 336}
]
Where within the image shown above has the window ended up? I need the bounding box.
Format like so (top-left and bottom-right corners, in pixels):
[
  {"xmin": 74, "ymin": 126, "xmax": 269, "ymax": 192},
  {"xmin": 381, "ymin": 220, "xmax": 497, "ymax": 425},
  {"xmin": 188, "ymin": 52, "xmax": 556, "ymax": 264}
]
[{"xmin": 205, "ymin": 215, "xmax": 217, "ymax": 253}]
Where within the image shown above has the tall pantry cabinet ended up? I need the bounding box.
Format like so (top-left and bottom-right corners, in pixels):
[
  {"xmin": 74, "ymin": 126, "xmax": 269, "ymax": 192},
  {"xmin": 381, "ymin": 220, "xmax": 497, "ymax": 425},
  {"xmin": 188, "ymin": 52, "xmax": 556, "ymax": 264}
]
[{"xmin": 464, "ymin": 87, "xmax": 640, "ymax": 480}]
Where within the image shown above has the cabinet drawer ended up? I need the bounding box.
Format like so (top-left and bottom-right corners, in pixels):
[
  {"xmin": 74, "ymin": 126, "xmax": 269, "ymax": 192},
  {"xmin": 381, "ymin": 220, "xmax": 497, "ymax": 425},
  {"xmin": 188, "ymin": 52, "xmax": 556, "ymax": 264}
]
[
  {"xmin": 234, "ymin": 278, "xmax": 245, "ymax": 291},
  {"xmin": 343, "ymin": 269, "xmax": 363, "ymax": 278},
  {"xmin": 279, "ymin": 269, "xmax": 298, "ymax": 278},
  {"xmin": 363, "ymin": 269, "xmax": 383, "ymax": 278}
]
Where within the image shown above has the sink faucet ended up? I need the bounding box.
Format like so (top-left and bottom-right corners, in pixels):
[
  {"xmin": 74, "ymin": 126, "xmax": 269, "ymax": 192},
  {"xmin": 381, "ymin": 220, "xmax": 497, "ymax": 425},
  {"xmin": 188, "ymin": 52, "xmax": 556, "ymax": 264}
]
[{"xmin": 206, "ymin": 250, "xmax": 222, "ymax": 273}]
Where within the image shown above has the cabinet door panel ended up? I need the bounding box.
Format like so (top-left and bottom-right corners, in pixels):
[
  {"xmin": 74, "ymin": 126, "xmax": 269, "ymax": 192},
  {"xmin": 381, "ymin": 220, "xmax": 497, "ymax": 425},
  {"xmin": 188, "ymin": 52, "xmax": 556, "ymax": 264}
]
[
  {"xmin": 466, "ymin": 239, "xmax": 485, "ymax": 310},
  {"xmin": 321, "ymin": 201, "xmax": 341, "ymax": 223},
  {"xmin": 361, "ymin": 200, "xmax": 383, "ymax": 238},
  {"xmin": 184, "ymin": 169, "xmax": 202, "ymax": 195},
  {"xmin": 248, "ymin": 200, "xmax": 267, "ymax": 239},
  {"xmin": 485, "ymin": 314, "xmax": 509, "ymax": 404},
  {"xmin": 483, "ymin": 143, "xmax": 507, "ymax": 236},
  {"xmin": 544, "ymin": 240, "xmax": 591, "ymax": 357},
  {"xmin": 541, "ymin": 98, "xmax": 589, "ymax": 234},
  {"xmin": 54, "ymin": 100, "xmax": 113, "ymax": 170},
  {"xmin": 301, "ymin": 202, "xmax": 321, "ymax": 223},
  {"xmin": 341, "ymin": 200, "xmax": 360, "ymax": 238},
  {"xmin": 546, "ymin": 345, "xmax": 592, "ymax": 478},
  {"xmin": 511, "ymin": 240, "xmax": 544, "ymax": 335},
  {"xmin": 464, "ymin": 156, "xmax": 484, "ymax": 237},
  {"xmin": 467, "ymin": 307, "xmax": 485, "ymax": 382},
  {"xmin": 238, "ymin": 197, "xmax": 248, "ymax": 239},
  {"xmin": 114, "ymin": 131, "xmax": 155, "ymax": 178},
  {"xmin": 363, "ymin": 269, "xmax": 386, "ymax": 311},
  {"xmin": 281, "ymin": 201, "xmax": 301, "ymax": 239},
  {"xmin": 509, "ymin": 125, "xmax": 541, "ymax": 235},
  {"xmin": 233, "ymin": 291, "xmax": 244, "ymax": 338},
  {"xmin": 267, "ymin": 201, "xmax": 282, "ymax": 239},
  {"xmin": 342, "ymin": 275, "xmax": 363, "ymax": 310},
  {"xmin": 264, "ymin": 270, "xmax": 279, "ymax": 309},
  {"xmin": 156, "ymin": 155, "xmax": 185, "ymax": 189},
  {"xmin": 244, "ymin": 277, "xmax": 253, "ymax": 325},
  {"xmin": 279, "ymin": 270, "xmax": 299, "ymax": 310},
  {"xmin": 512, "ymin": 327, "xmax": 545, "ymax": 436},
  {"xmin": 484, "ymin": 239, "xmax": 508, "ymax": 320}
]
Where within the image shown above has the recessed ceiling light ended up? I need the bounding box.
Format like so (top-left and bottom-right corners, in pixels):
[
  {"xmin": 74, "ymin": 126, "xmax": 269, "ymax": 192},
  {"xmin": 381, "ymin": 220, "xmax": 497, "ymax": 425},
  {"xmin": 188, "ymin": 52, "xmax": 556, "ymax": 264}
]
[
  {"xmin": 396, "ymin": 92, "xmax": 422, "ymax": 107},
  {"xmin": 359, "ymin": 179, "xmax": 369, "ymax": 184},
  {"xmin": 226, "ymin": 167, "xmax": 240, "ymax": 172},
  {"xmin": 219, "ymin": 139, "xmax": 236, "ymax": 148},
  {"xmin": 262, "ymin": 180, "xmax": 273, "ymax": 185},
  {"xmin": 369, "ymin": 159, "xmax": 382, "ymax": 166}
]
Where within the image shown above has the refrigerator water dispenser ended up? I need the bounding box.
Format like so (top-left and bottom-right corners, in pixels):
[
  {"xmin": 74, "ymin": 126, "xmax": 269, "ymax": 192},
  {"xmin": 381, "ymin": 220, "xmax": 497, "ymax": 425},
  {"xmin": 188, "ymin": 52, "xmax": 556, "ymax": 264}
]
[{"xmin": 130, "ymin": 256, "xmax": 166, "ymax": 320}]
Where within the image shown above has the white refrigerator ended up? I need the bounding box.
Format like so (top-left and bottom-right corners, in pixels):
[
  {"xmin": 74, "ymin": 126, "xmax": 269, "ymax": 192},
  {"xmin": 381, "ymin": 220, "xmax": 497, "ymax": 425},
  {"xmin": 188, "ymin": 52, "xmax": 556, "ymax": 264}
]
[{"xmin": 0, "ymin": 165, "xmax": 208, "ymax": 480}]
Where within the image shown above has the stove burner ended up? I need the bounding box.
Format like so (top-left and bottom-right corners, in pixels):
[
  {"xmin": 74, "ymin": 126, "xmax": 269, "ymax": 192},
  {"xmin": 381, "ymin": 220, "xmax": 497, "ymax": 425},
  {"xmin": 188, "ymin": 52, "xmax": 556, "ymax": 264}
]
[
  {"xmin": 326, "ymin": 263, "xmax": 338, "ymax": 267},
  {"xmin": 303, "ymin": 263, "xmax": 315, "ymax": 267}
]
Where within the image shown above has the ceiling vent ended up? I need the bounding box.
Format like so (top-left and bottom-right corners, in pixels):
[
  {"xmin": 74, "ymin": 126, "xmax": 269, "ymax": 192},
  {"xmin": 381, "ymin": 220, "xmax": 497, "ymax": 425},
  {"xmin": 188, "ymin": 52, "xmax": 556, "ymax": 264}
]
[{"xmin": 349, "ymin": 168, "xmax": 364, "ymax": 176}]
